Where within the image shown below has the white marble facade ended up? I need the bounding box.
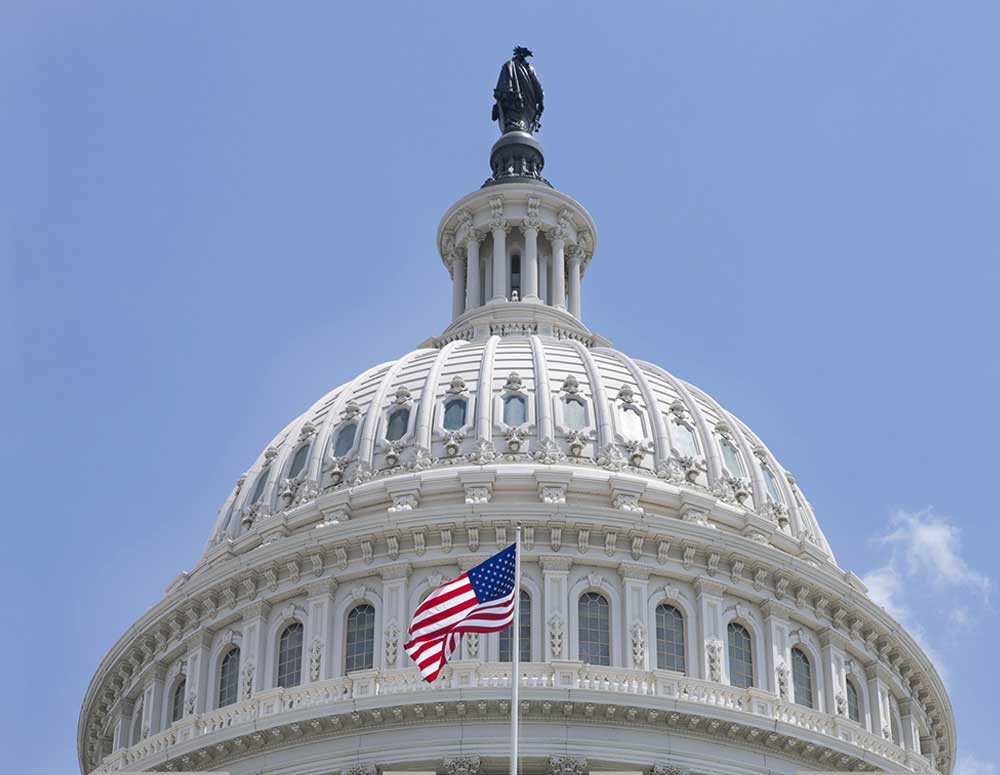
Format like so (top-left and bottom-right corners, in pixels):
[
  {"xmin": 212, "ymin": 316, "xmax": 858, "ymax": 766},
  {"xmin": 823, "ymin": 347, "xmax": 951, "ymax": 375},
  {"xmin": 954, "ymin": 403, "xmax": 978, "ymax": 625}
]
[{"xmin": 78, "ymin": 117, "xmax": 955, "ymax": 775}]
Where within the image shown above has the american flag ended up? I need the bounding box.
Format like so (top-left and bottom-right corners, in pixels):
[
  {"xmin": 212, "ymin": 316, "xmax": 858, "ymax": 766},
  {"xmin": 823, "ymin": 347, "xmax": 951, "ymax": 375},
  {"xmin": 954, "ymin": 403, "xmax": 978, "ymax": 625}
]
[{"xmin": 404, "ymin": 543, "xmax": 518, "ymax": 682}]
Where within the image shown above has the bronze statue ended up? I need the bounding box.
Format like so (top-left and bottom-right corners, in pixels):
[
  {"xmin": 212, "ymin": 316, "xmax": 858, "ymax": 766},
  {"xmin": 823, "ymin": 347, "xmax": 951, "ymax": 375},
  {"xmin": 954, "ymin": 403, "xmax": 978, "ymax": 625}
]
[{"xmin": 492, "ymin": 46, "xmax": 544, "ymax": 135}]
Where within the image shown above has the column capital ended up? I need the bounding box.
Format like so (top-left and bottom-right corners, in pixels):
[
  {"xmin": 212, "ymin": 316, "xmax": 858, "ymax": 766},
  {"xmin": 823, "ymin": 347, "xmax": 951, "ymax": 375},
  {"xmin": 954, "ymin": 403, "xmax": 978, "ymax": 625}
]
[
  {"xmin": 693, "ymin": 578, "xmax": 726, "ymax": 598},
  {"xmin": 380, "ymin": 562, "xmax": 412, "ymax": 581},
  {"xmin": 540, "ymin": 555, "xmax": 573, "ymax": 572}
]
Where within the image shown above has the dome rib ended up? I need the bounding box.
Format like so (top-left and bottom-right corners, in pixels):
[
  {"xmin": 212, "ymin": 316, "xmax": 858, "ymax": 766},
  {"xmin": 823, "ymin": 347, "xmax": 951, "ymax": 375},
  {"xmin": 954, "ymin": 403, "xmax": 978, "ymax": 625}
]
[
  {"xmin": 569, "ymin": 339, "xmax": 614, "ymax": 448},
  {"xmin": 415, "ymin": 340, "xmax": 464, "ymax": 450},
  {"xmin": 474, "ymin": 335, "xmax": 500, "ymax": 441},
  {"xmin": 529, "ymin": 334, "xmax": 554, "ymax": 441}
]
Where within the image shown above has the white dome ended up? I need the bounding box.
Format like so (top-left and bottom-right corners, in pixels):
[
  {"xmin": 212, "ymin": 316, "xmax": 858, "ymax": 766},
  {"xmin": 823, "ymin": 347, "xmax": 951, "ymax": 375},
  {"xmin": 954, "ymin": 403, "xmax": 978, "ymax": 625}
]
[
  {"xmin": 79, "ymin": 73, "xmax": 954, "ymax": 775},
  {"xmin": 209, "ymin": 337, "xmax": 834, "ymax": 564}
]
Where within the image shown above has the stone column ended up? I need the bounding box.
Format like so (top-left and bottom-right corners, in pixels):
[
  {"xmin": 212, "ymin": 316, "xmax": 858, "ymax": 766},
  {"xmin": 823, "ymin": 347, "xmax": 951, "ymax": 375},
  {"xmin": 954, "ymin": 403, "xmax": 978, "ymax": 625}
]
[
  {"xmin": 762, "ymin": 601, "xmax": 792, "ymax": 697},
  {"xmin": 567, "ymin": 247, "xmax": 583, "ymax": 318},
  {"xmin": 541, "ymin": 556, "xmax": 572, "ymax": 662},
  {"xmin": 866, "ymin": 662, "xmax": 891, "ymax": 740},
  {"xmin": 380, "ymin": 563, "xmax": 412, "ymax": 670},
  {"xmin": 550, "ymin": 233, "xmax": 566, "ymax": 309},
  {"xmin": 491, "ymin": 223, "xmax": 509, "ymax": 302},
  {"xmin": 521, "ymin": 220, "xmax": 540, "ymax": 302},
  {"xmin": 465, "ymin": 232, "xmax": 481, "ymax": 311},
  {"xmin": 899, "ymin": 698, "xmax": 918, "ymax": 752},
  {"xmin": 820, "ymin": 629, "xmax": 847, "ymax": 717},
  {"xmin": 619, "ymin": 563, "xmax": 651, "ymax": 670},
  {"xmin": 304, "ymin": 580, "xmax": 336, "ymax": 682},
  {"xmin": 112, "ymin": 698, "xmax": 135, "ymax": 751},
  {"xmin": 182, "ymin": 631, "xmax": 212, "ymax": 715},
  {"xmin": 693, "ymin": 578, "xmax": 725, "ymax": 682},
  {"xmin": 241, "ymin": 601, "xmax": 272, "ymax": 695},
  {"xmin": 451, "ymin": 254, "xmax": 466, "ymax": 319},
  {"xmin": 146, "ymin": 664, "xmax": 166, "ymax": 735}
]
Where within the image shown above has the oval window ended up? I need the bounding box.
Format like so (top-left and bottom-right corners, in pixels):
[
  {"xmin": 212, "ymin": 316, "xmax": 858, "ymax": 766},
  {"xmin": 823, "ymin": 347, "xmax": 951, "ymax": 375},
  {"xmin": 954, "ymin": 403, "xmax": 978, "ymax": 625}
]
[
  {"xmin": 288, "ymin": 444, "xmax": 310, "ymax": 479},
  {"xmin": 564, "ymin": 398, "xmax": 586, "ymax": 430},
  {"xmin": 334, "ymin": 424, "xmax": 357, "ymax": 457}
]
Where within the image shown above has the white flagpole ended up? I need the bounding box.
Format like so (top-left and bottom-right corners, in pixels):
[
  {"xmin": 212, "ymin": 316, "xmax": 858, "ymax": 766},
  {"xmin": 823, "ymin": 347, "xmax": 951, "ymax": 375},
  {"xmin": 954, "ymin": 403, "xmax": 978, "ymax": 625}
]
[{"xmin": 510, "ymin": 524, "xmax": 522, "ymax": 775}]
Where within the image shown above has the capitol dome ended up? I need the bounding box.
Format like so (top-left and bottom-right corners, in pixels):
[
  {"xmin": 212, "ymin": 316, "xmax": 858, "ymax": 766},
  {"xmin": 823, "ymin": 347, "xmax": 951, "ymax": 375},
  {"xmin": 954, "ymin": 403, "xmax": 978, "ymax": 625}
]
[{"xmin": 79, "ymin": 54, "xmax": 954, "ymax": 775}]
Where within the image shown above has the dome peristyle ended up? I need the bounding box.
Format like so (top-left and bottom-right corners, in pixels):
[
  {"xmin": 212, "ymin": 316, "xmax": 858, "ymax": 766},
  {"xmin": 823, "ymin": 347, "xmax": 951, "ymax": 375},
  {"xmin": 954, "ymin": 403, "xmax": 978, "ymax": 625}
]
[{"xmin": 79, "ymin": 52, "xmax": 955, "ymax": 775}]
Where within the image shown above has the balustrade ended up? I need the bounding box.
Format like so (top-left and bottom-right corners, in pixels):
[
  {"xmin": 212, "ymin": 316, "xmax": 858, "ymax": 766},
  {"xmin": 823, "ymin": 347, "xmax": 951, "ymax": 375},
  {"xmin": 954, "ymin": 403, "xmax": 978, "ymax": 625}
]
[{"xmin": 96, "ymin": 662, "xmax": 924, "ymax": 774}]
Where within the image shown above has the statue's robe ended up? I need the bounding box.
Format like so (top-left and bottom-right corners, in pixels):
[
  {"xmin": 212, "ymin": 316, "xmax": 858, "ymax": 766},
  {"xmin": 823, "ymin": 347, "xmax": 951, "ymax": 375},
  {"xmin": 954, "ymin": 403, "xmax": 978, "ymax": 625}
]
[{"xmin": 493, "ymin": 58, "xmax": 544, "ymax": 133}]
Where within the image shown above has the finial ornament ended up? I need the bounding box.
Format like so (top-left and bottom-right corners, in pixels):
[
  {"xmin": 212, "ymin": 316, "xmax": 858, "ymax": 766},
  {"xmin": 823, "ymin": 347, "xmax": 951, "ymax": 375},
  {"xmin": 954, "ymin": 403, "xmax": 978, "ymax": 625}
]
[{"xmin": 492, "ymin": 47, "xmax": 544, "ymax": 135}]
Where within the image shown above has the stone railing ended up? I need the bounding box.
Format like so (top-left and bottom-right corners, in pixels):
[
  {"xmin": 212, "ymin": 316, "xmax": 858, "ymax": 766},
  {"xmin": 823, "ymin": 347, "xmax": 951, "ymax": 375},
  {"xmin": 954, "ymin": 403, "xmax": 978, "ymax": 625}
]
[{"xmin": 99, "ymin": 662, "xmax": 925, "ymax": 774}]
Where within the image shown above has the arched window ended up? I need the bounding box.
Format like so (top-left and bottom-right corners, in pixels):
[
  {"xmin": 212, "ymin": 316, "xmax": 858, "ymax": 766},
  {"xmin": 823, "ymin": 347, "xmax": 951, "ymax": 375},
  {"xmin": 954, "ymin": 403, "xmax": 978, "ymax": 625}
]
[
  {"xmin": 655, "ymin": 604, "xmax": 685, "ymax": 673},
  {"xmin": 218, "ymin": 648, "xmax": 240, "ymax": 708},
  {"xmin": 334, "ymin": 423, "xmax": 357, "ymax": 457},
  {"xmin": 345, "ymin": 604, "xmax": 375, "ymax": 672},
  {"xmin": 287, "ymin": 444, "xmax": 310, "ymax": 479},
  {"xmin": 671, "ymin": 420, "xmax": 700, "ymax": 458},
  {"xmin": 727, "ymin": 622, "xmax": 753, "ymax": 688},
  {"xmin": 386, "ymin": 408, "xmax": 410, "ymax": 441},
  {"xmin": 250, "ymin": 470, "xmax": 270, "ymax": 503},
  {"xmin": 499, "ymin": 591, "xmax": 531, "ymax": 662},
  {"xmin": 170, "ymin": 677, "xmax": 186, "ymax": 723},
  {"xmin": 503, "ymin": 395, "xmax": 527, "ymax": 426},
  {"xmin": 791, "ymin": 647, "xmax": 814, "ymax": 708},
  {"xmin": 578, "ymin": 592, "xmax": 610, "ymax": 666},
  {"xmin": 276, "ymin": 622, "xmax": 304, "ymax": 688},
  {"xmin": 762, "ymin": 463, "xmax": 783, "ymax": 503},
  {"xmin": 846, "ymin": 677, "xmax": 862, "ymax": 723},
  {"xmin": 564, "ymin": 397, "xmax": 587, "ymax": 430},
  {"xmin": 443, "ymin": 398, "xmax": 467, "ymax": 430},
  {"xmin": 720, "ymin": 437, "xmax": 745, "ymax": 478}
]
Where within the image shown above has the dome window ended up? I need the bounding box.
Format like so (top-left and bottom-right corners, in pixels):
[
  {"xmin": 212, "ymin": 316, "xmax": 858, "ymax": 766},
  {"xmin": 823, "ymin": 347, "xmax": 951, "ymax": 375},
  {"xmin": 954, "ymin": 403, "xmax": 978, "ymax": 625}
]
[
  {"xmin": 334, "ymin": 423, "xmax": 357, "ymax": 457},
  {"xmin": 791, "ymin": 647, "xmax": 814, "ymax": 708},
  {"xmin": 218, "ymin": 648, "xmax": 240, "ymax": 708},
  {"xmin": 443, "ymin": 398, "xmax": 467, "ymax": 430},
  {"xmin": 719, "ymin": 436, "xmax": 746, "ymax": 478},
  {"xmin": 499, "ymin": 590, "xmax": 531, "ymax": 662},
  {"xmin": 564, "ymin": 397, "xmax": 587, "ymax": 430},
  {"xmin": 727, "ymin": 622, "xmax": 754, "ymax": 688},
  {"xmin": 170, "ymin": 676, "xmax": 186, "ymax": 723},
  {"xmin": 287, "ymin": 444, "xmax": 310, "ymax": 480},
  {"xmin": 503, "ymin": 395, "xmax": 527, "ymax": 426},
  {"xmin": 846, "ymin": 677, "xmax": 862, "ymax": 723},
  {"xmin": 386, "ymin": 407, "xmax": 410, "ymax": 441},
  {"xmin": 250, "ymin": 470, "xmax": 270, "ymax": 504},
  {"xmin": 671, "ymin": 419, "xmax": 700, "ymax": 458},
  {"xmin": 345, "ymin": 604, "xmax": 376, "ymax": 672},
  {"xmin": 578, "ymin": 592, "xmax": 610, "ymax": 666},
  {"xmin": 762, "ymin": 463, "xmax": 783, "ymax": 504},
  {"xmin": 510, "ymin": 254, "xmax": 521, "ymax": 299},
  {"xmin": 276, "ymin": 622, "xmax": 304, "ymax": 688},
  {"xmin": 655, "ymin": 603, "xmax": 685, "ymax": 673}
]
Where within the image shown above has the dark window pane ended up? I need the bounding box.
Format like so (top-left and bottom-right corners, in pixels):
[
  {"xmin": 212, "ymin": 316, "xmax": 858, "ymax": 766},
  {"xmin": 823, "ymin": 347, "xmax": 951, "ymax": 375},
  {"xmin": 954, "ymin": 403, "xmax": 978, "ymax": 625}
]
[
  {"xmin": 288, "ymin": 444, "xmax": 310, "ymax": 479},
  {"xmin": 171, "ymin": 678, "xmax": 186, "ymax": 723},
  {"xmin": 386, "ymin": 408, "xmax": 410, "ymax": 441},
  {"xmin": 655, "ymin": 604, "xmax": 685, "ymax": 673},
  {"xmin": 727, "ymin": 623, "xmax": 753, "ymax": 688},
  {"xmin": 277, "ymin": 623, "xmax": 304, "ymax": 688},
  {"xmin": 346, "ymin": 604, "xmax": 375, "ymax": 672},
  {"xmin": 578, "ymin": 592, "xmax": 610, "ymax": 666},
  {"xmin": 443, "ymin": 399, "xmax": 467, "ymax": 430},
  {"xmin": 792, "ymin": 647, "xmax": 813, "ymax": 708},
  {"xmin": 499, "ymin": 591, "xmax": 531, "ymax": 662},
  {"xmin": 334, "ymin": 424, "xmax": 357, "ymax": 457},
  {"xmin": 218, "ymin": 648, "xmax": 240, "ymax": 707},
  {"xmin": 847, "ymin": 679, "xmax": 861, "ymax": 722}
]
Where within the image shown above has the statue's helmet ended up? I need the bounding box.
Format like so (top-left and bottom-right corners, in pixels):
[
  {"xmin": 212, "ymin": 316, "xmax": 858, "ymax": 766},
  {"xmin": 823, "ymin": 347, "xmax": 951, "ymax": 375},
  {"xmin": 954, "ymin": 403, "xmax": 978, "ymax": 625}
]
[{"xmin": 513, "ymin": 46, "xmax": 533, "ymax": 60}]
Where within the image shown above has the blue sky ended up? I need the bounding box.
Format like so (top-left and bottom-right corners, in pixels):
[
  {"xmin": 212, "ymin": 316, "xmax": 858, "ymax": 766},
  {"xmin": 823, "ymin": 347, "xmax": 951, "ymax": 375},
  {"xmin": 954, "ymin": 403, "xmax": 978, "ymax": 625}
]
[{"xmin": 2, "ymin": 2, "xmax": 997, "ymax": 773}]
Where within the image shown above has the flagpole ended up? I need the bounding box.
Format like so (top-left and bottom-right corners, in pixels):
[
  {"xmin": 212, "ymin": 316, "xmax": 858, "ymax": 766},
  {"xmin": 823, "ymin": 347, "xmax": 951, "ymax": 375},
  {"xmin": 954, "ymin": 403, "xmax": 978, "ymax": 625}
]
[{"xmin": 510, "ymin": 524, "xmax": 521, "ymax": 775}]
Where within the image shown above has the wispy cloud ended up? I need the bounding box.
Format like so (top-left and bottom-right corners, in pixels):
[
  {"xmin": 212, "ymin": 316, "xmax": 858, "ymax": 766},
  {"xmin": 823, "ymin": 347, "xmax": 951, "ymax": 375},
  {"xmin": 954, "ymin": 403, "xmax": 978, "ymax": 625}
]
[
  {"xmin": 955, "ymin": 754, "xmax": 997, "ymax": 775},
  {"xmin": 861, "ymin": 508, "xmax": 992, "ymax": 681}
]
